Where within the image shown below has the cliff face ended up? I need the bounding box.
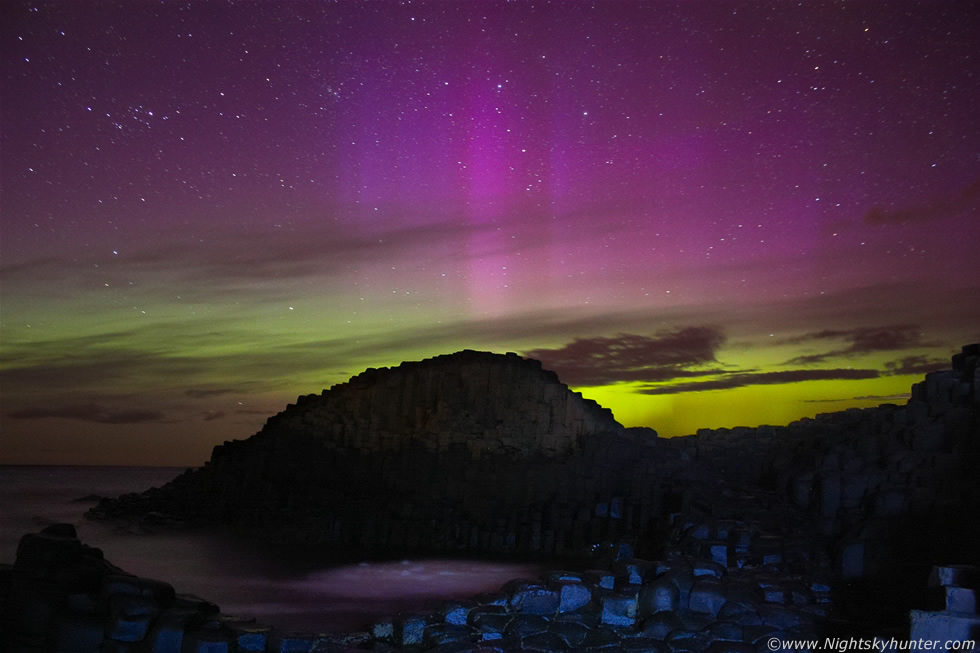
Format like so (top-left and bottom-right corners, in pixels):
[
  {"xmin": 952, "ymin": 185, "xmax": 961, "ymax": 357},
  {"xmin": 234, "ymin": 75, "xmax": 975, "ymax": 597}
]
[{"xmin": 271, "ymin": 349, "xmax": 622, "ymax": 458}]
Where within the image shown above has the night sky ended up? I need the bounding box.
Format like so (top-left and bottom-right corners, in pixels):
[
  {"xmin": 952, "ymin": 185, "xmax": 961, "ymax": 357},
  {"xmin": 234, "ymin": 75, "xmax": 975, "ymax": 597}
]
[{"xmin": 2, "ymin": 1, "xmax": 978, "ymax": 466}]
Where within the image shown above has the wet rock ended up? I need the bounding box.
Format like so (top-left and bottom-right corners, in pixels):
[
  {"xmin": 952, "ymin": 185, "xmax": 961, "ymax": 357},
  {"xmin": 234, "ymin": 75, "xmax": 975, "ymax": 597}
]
[
  {"xmin": 929, "ymin": 565, "xmax": 980, "ymax": 588},
  {"xmin": 548, "ymin": 619, "xmax": 590, "ymax": 647},
  {"xmin": 640, "ymin": 611, "xmax": 686, "ymax": 640},
  {"xmin": 910, "ymin": 609, "xmax": 980, "ymax": 648},
  {"xmin": 423, "ymin": 623, "xmax": 477, "ymax": 648},
  {"xmin": 504, "ymin": 580, "xmax": 560, "ymax": 615},
  {"xmin": 503, "ymin": 613, "xmax": 549, "ymax": 640},
  {"xmin": 701, "ymin": 619, "xmax": 744, "ymax": 642},
  {"xmin": 757, "ymin": 603, "xmax": 803, "ymax": 629},
  {"xmin": 718, "ymin": 601, "xmax": 763, "ymax": 626},
  {"xmin": 639, "ymin": 578, "xmax": 681, "ymax": 615},
  {"xmin": 599, "ymin": 589, "xmax": 639, "ymax": 626},
  {"xmin": 550, "ymin": 578, "xmax": 592, "ymax": 612},
  {"xmin": 370, "ymin": 617, "xmax": 394, "ymax": 641},
  {"xmin": 693, "ymin": 559, "xmax": 726, "ymax": 579},
  {"xmin": 394, "ymin": 614, "xmax": 427, "ymax": 646},
  {"xmin": 689, "ymin": 578, "xmax": 727, "ymax": 615},
  {"xmin": 946, "ymin": 587, "xmax": 976, "ymax": 614},
  {"xmin": 578, "ymin": 627, "xmax": 623, "ymax": 650},
  {"xmin": 665, "ymin": 629, "xmax": 711, "ymax": 653},
  {"xmin": 468, "ymin": 607, "xmax": 512, "ymax": 638},
  {"xmin": 521, "ymin": 630, "xmax": 568, "ymax": 651},
  {"xmin": 621, "ymin": 636, "xmax": 668, "ymax": 651},
  {"xmin": 440, "ymin": 600, "xmax": 472, "ymax": 626}
]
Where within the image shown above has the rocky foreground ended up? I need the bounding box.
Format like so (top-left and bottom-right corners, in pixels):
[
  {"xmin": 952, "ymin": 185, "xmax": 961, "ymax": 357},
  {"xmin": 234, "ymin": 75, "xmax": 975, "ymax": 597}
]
[{"xmin": 2, "ymin": 346, "xmax": 979, "ymax": 651}]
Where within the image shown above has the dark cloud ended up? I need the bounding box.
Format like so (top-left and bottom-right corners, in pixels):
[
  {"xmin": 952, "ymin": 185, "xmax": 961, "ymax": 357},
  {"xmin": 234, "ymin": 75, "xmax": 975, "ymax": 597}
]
[
  {"xmin": 0, "ymin": 351, "xmax": 212, "ymax": 395},
  {"xmin": 7, "ymin": 403, "xmax": 167, "ymax": 424},
  {"xmin": 863, "ymin": 178, "xmax": 979, "ymax": 225},
  {"xmin": 840, "ymin": 326, "xmax": 924, "ymax": 352},
  {"xmin": 640, "ymin": 368, "xmax": 880, "ymax": 395},
  {"xmin": 186, "ymin": 388, "xmax": 239, "ymax": 399},
  {"xmin": 202, "ymin": 411, "xmax": 226, "ymax": 422},
  {"xmin": 0, "ymin": 333, "xmax": 340, "ymax": 398},
  {"xmin": 852, "ymin": 394, "xmax": 910, "ymax": 402},
  {"xmin": 522, "ymin": 327, "xmax": 726, "ymax": 386},
  {"xmin": 783, "ymin": 325, "xmax": 929, "ymax": 365},
  {"xmin": 804, "ymin": 393, "xmax": 910, "ymax": 404},
  {"xmin": 885, "ymin": 355, "xmax": 949, "ymax": 376}
]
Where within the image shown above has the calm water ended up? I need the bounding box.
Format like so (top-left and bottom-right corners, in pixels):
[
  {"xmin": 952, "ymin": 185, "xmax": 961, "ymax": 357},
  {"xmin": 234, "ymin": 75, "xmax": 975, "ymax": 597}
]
[{"xmin": 0, "ymin": 465, "xmax": 540, "ymax": 633}]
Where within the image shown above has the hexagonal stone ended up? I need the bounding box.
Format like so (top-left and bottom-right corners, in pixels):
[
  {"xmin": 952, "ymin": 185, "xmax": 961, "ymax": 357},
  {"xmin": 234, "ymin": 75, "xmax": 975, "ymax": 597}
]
[
  {"xmin": 639, "ymin": 579, "xmax": 679, "ymax": 616},
  {"xmin": 503, "ymin": 614, "xmax": 550, "ymax": 640},
  {"xmin": 521, "ymin": 631, "xmax": 569, "ymax": 652},
  {"xmin": 620, "ymin": 636, "xmax": 668, "ymax": 651},
  {"xmin": 505, "ymin": 581, "xmax": 560, "ymax": 615},
  {"xmin": 424, "ymin": 623, "xmax": 478, "ymax": 647},
  {"xmin": 693, "ymin": 559, "xmax": 726, "ymax": 578},
  {"xmin": 548, "ymin": 579, "xmax": 591, "ymax": 613},
  {"xmin": 395, "ymin": 615, "xmax": 427, "ymax": 646},
  {"xmin": 640, "ymin": 612, "xmax": 685, "ymax": 640},
  {"xmin": 600, "ymin": 590, "xmax": 639, "ymax": 627},
  {"xmin": 689, "ymin": 578, "xmax": 726, "ymax": 616},
  {"xmin": 929, "ymin": 565, "xmax": 980, "ymax": 588},
  {"xmin": 548, "ymin": 620, "xmax": 590, "ymax": 647}
]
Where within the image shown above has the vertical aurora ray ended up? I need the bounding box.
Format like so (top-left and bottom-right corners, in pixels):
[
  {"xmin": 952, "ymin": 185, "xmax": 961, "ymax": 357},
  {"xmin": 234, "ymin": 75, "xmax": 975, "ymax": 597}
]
[{"xmin": 0, "ymin": 1, "xmax": 977, "ymax": 465}]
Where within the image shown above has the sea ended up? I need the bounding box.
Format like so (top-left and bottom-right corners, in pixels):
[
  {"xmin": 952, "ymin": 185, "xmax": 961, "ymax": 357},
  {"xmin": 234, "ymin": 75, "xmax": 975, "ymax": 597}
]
[{"xmin": 0, "ymin": 465, "xmax": 540, "ymax": 634}]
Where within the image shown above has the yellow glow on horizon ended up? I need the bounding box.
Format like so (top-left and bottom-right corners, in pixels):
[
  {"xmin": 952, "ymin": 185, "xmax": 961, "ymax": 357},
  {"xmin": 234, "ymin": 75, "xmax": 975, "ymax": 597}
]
[{"xmin": 578, "ymin": 374, "xmax": 919, "ymax": 437}]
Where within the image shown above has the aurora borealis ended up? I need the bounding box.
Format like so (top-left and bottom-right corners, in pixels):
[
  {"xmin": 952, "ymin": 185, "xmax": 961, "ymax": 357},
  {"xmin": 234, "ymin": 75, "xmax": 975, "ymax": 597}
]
[{"xmin": 1, "ymin": 1, "xmax": 977, "ymax": 466}]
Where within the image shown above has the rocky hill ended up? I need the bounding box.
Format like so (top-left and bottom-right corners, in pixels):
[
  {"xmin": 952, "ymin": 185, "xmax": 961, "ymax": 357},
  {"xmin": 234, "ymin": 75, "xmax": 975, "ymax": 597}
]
[
  {"xmin": 88, "ymin": 349, "xmax": 668, "ymax": 557},
  {"xmin": 262, "ymin": 349, "xmax": 622, "ymax": 458}
]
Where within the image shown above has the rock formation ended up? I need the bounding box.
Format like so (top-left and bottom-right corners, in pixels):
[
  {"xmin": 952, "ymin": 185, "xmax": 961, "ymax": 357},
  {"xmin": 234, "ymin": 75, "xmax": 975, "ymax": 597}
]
[
  {"xmin": 668, "ymin": 344, "xmax": 980, "ymax": 584},
  {"xmin": 271, "ymin": 349, "xmax": 622, "ymax": 458},
  {"xmin": 88, "ymin": 350, "xmax": 673, "ymax": 557},
  {"xmin": 22, "ymin": 343, "xmax": 971, "ymax": 647}
]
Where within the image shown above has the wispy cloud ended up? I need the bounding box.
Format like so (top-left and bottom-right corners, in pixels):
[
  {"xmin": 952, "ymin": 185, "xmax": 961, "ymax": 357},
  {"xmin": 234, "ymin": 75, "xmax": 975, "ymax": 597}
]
[
  {"xmin": 852, "ymin": 394, "xmax": 910, "ymax": 402},
  {"xmin": 7, "ymin": 403, "xmax": 167, "ymax": 424},
  {"xmin": 783, "ymin": 325, "xmax": 930, "ymax": 365},
  {"xmin": 0, "ymin": 347, "xmax": 338, "ymax": 411},
  {"xmin": 640, "ymin": 368, "xmax": 880, "ymax": 395},
  {"xmin": 884, "ymin": 354, "xmax": 948, "ymax": 376},
  {"xmin": 0, "ymin": 212, "xmax": 617, "ymax": 293},
  {"xmin": 522, "ymin": 327, "xmax": 726, "ymax": 386}
]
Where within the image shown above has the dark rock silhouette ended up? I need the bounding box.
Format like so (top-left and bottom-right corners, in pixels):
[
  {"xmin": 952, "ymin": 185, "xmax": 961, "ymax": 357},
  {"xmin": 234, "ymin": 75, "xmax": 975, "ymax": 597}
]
[
  {"xmin": 88, "ymin": 350, "xmax": 668, "ymax": 557},
  {"xmin": 271, "ymin": 349, "xmax": 624, "ymax": 458},
  {"xmin": 3, "ymin": 345, "xmax": 978, "ymax": 650}
]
